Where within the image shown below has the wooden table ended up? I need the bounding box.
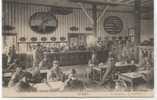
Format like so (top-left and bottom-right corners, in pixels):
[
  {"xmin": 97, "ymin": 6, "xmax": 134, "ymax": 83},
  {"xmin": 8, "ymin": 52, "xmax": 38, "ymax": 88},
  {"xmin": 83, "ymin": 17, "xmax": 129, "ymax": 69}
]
[
  {"xmin": 115, "ymin": 63, "xmax": 137, "ymax": 73},
  {"xmin": 34, "ymin": 81, "xmax": 64, "ymax": 92},
  {"xmin": 89, "ymin": 64, "xmax": 137, "ymax": 82},
  {"xmin": 118, "ymin": 71, "xmax": 149, "ymax": 90},
  {"xmin": 3, "ymin": 69, "xmax": 49, "ymax": 86}
]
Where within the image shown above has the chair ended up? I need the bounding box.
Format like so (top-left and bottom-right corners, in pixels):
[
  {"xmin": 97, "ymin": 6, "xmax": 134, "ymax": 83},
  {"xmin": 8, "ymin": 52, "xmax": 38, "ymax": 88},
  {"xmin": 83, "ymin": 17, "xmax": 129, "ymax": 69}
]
[
  {"xmin": 85, "ymin": 65, "xmax": 103, "ymax": 83},
  {"xmin": 114, "ymin": 79, "xmax": 128, "ymax": 91}
]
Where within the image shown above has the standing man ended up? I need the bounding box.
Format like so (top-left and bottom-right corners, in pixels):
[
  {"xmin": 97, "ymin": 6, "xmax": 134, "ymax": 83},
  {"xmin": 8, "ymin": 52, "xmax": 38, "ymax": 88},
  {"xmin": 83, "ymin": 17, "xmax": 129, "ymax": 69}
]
[
  {"xmin": 32, "ymin": 44, "xmax": 43, "ymax": 68},
  {"xmin": 100, "ymin": 57, "xmax": 116, "ymax": 86},
  {"xmin": 7, "ymin": 45, "xmax": 16, "ymax": 65},
  {"xmin": 88, "ymin": 51, "xmax": 99, "ymax": 66}
]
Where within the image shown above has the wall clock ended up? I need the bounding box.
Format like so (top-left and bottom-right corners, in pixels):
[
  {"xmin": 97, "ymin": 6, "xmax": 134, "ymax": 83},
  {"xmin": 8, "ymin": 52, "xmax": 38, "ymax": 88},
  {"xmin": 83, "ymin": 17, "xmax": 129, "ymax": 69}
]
[
  {"xmin": 104, "ymin": 16, "xmax": 123, "ymax": 35},
  {"xmin": 29, "ymin": 12, "xmax": 58, "ymax": 34}
]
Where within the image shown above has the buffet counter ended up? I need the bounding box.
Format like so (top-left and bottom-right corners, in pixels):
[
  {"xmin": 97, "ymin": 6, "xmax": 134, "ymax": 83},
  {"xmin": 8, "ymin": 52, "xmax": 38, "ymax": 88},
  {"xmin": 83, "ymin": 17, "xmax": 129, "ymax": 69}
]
[
  {"xmin": 3, "ymin": 50, "xmax": 109, "ymax": 68},
  {"xmin": 44, "ymin": 50, "xmax": 108, "ymax": 66}
]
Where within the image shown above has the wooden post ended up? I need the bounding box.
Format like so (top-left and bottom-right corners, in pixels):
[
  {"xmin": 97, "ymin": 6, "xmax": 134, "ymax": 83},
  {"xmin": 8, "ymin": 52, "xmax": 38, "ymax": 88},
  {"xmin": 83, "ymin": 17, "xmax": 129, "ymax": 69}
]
[
  {"xmin": 92, "ymin": 4, "xmax": 97, "ymax": 37},
  {"xmin": 134, "ymin": 0, "xmax": 141, "ymax": 44}
]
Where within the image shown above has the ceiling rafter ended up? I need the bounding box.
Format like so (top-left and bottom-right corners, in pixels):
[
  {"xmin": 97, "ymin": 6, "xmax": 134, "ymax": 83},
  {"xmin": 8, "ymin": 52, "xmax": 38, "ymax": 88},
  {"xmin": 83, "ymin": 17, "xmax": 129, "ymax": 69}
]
[{"xmin": 69, "ymin": 0, "xmax": 130, "ymax": 6}]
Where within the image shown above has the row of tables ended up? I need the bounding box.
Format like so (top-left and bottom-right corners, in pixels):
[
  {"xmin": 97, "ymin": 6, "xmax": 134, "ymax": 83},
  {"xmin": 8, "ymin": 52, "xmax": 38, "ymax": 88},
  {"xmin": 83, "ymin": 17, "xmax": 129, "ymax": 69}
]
[
  {"xmin": 3, "ymin": 63, "xmax": 150, "ymax": 91},
  {"xmin": 90, "ymin": 63, "xmax": 151, "ymax": 90},
  {"xmin": 118, "ymin": 70, "xmax": 151, "ymax": 90}
]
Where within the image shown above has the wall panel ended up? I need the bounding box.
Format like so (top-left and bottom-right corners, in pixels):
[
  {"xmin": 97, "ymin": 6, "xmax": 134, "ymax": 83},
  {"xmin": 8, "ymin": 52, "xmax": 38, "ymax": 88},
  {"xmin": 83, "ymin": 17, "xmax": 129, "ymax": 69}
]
[{"xmin": 3, "ymin": 1, "xmax": 136, "ymax": 52}]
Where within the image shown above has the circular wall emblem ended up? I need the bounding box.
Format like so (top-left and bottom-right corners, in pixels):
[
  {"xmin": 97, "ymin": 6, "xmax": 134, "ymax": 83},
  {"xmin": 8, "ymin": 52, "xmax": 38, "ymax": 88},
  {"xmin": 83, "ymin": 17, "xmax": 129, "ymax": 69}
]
[
  {"xmin": 29, "ymin": 12, "xmax": 58, "ymax": 34},
  {"xmin": 103, "ymin": 16, "xmax": 123, "ymax": 35}
]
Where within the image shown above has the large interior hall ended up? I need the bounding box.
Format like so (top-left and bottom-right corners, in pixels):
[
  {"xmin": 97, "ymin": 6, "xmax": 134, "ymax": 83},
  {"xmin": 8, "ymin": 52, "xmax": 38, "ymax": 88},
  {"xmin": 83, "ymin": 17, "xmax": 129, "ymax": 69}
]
[{"xmin": 2, "ymin": 0, "xmax": 154, "ymax": 97}]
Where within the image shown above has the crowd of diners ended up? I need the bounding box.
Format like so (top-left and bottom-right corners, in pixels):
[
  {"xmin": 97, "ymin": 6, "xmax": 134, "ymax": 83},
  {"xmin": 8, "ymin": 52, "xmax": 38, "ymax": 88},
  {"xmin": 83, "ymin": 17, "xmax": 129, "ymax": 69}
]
[{"xmin": 4, "ymin": 37, "xmax": 154, "ymax": 92}]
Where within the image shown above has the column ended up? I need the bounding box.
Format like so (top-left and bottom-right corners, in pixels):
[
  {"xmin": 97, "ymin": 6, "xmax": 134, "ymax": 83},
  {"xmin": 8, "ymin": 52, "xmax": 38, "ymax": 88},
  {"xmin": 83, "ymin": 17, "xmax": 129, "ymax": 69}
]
[
  {"xmin": 134, "ymin": 0, "xmax": 141, "ymax": 44},
  {"xmin": 92, "ymin": 4, "xmax": 97, "ymax": 37}
]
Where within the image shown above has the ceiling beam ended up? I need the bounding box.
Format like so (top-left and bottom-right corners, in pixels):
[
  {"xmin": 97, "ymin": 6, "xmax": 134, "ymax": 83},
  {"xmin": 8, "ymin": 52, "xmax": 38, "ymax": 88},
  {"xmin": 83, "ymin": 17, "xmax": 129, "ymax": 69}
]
[
  {"xmin": 3, "ymin": 0, "xmax": 133, "ymax": 13},
  {"xmin": 141, "ymin": 0, "xmax": 153, "ymax": 7},
  {"xmin": 78, "ymin": 3, "xmax": 94, "ymax": 24},
  {"xmin": 69, "ymin": 0, "xmax": 130, "ymax": 6},
  {"xmin": 97, "ymin": 5, "xmax": 109, "ymax": 23},
  {"xmin": 141, "ymin": 0, "xmax": 153, "ymax": 4},
  {"xmin": 119, "ymin": 0, "xmax": 134, "ymax": 4}
]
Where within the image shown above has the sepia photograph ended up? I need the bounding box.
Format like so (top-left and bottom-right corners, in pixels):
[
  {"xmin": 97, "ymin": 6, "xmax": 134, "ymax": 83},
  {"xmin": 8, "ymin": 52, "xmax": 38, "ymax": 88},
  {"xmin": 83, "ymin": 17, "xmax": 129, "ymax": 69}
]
[{"xmin": 2, "ymin": 0, "xmax": 154, "ymax": 97}]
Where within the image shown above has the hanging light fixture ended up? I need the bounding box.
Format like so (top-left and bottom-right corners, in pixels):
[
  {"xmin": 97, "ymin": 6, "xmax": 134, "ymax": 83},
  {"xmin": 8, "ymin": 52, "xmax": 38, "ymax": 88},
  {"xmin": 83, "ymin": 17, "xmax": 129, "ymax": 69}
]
[{"xmin": 86, "ymin": 35, "xmax": 97, "ymax": 48}]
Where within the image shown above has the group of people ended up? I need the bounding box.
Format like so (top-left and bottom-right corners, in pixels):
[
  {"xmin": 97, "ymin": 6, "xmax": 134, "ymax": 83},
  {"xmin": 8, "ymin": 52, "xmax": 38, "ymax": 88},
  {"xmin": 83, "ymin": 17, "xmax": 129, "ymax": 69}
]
[
  {"xmin": 88, "ymin": 51, "xmax": 116, "ymax": 86},
  {"xmin": 8, "ymin": 57, "xmax": 84, "ymax": 92},
  {"xmin": 5, "ymin": 38, "xmax": 154, "ymax": 92},
  {"xmin": 97, "ymin": 37, "xmax": 139, "ymax": 64},
  {"xmin": 8, "ymin": 66, "xmax": 37, "ymax": 92},
  {"xmin": 87, "ymin": 44, "xmax": 153, "ymax": 90}
]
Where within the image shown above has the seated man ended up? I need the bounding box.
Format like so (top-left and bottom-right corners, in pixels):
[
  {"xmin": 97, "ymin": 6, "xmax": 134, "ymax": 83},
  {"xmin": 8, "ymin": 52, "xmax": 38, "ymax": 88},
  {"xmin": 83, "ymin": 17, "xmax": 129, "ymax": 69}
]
[
  {"xmin": 14, "ymin": 72, "xmax": 36, "ymax": 92},
  {"xmin": 142, "ymin": 68, "xmax": 154, "ymax": 89},
  {"xmin": 64, "ymin": 69, "xmax": 77, "ymax": 86},
  {"xmin": 140, "ymin": 60, "xmax": 154, "ymax": 89},
  {"xmin": 137, "ymin": 56, "xmax": 151, "ymax": 71},
  {"xmin": 6, "ymin": 59, "xmax": 18, "ymax": 72},
  {"xmin": 47, "ymin": 60, "xmax": 65, "ymax": 82},
  {"xmin": 8, "ymin": 66, "xmax": 25, "ymax": 87},
  {"xmin": 31, "ymin": 67, "xmax": 42, "ymax": 83},
  {"xmin": 63, "ymin": 69, "xmax": 85, "ymax": 90},
  {"xmin": 38, "ymin": 54, "xmax": 51, "ymax": 69}
]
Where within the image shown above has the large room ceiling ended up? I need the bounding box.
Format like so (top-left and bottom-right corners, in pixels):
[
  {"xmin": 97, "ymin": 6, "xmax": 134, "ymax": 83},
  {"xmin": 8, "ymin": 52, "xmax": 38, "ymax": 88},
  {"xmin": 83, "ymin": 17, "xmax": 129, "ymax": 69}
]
[
  {"xmin": 4, "ymin": 0, "xmax": 153, "ymax": 19},
  {"xmin": 4, "ymin": 0, "xmax": 153, "ymax": 9}
]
